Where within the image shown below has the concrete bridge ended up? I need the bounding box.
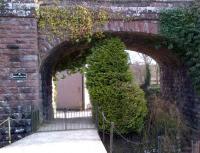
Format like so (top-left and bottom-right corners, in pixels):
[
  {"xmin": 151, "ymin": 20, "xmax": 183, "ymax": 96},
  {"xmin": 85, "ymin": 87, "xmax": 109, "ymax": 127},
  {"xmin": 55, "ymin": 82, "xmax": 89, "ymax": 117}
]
[{"xmin": 0, "ymin": 0, "xmax": 200, "ymax": 152}]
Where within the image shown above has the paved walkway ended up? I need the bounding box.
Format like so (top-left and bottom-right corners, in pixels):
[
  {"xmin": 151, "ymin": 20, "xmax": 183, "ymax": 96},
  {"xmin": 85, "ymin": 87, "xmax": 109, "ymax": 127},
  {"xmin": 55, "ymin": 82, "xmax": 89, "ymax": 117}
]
[{"xmin": 0, "ymin": 129, "xmax": 107, "ymax": 153}]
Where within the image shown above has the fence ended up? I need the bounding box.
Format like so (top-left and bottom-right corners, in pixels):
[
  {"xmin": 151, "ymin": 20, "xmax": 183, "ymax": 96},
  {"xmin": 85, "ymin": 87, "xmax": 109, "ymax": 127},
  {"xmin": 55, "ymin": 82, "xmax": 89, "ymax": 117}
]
[
  {"xmin": 38, "ymin": 108, "xmax": 95, "ymax": 132},
  {"xmin": 0, "ymin": 107, "xmax": 94, "ymax": 145},
  {"xmin": 31, "ymin": 109, "xmax": 40, "ymax": 132},
  {"xmin": 96, "ymin": 108, "xmax": 191, "ymax": 153},
  {"xmin": 192, "ymin": 140, "xmax": 200, "ymax": 153},
  {"xmin": 1, "ymin": 106, "xmax": 199, "ymax": 152},
  {"xmin": 99, "ymin": 111, "xmax": 145, "ymax": 153}
]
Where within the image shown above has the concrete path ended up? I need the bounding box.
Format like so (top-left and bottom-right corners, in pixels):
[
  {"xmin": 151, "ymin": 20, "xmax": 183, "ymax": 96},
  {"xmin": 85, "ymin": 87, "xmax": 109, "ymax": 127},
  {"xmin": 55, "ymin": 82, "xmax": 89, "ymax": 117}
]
[{"xmin": 0, "ymin": 129, "xmax": 107, "ymax": 153}]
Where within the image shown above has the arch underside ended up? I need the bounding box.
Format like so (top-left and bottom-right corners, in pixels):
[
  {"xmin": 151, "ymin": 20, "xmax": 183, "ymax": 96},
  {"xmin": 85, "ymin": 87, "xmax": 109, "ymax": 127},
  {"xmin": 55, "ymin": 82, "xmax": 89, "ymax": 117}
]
[{"xmin": 39, "ymin": 31, "xmax": 200, "ymax": 132}]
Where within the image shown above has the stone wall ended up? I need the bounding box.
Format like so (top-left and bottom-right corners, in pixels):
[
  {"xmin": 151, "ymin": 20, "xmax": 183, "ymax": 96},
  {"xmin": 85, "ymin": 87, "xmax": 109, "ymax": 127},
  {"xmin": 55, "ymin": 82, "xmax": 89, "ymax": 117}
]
[
  {"xmin": 160, "ymin": 64, "xmax": 200, "ymax": 128},
  {"xmin": 0, "ymin": 16, "xmax": 40, "ymax": 147},
  {"xmin": 0, "ymin": 17, "xmax": 41, "ymax": 109},
  {"xmin": 0, "ymin": 0, "xmax": 37, "ymax": 17},
  {"xmin": 0, "ymin": 0, "xmax": 199, "ymax": 152},
  {"xmin": 0, "ymin": 101, "xmax": 32, "ymax": 147}
]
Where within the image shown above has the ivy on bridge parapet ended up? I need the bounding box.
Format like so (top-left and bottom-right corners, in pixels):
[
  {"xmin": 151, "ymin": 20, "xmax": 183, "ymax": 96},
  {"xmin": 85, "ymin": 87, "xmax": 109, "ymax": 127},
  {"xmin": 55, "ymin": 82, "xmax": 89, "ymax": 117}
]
[{"xmin": 37, "ymin": 5, "xmax": 108, "ymax": 42}]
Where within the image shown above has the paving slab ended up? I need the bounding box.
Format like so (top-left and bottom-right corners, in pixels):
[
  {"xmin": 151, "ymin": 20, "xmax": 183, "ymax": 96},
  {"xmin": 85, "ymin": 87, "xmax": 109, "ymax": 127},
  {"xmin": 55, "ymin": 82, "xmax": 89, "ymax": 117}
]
[{"xmin": 0, "ymin": 129, "xmax": 107, "ymax": 153}]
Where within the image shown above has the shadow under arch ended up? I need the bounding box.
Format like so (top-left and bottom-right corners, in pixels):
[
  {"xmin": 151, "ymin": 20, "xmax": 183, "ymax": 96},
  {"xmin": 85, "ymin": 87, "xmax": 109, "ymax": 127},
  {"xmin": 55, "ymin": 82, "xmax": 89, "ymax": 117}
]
[{"xmin": 39, "ymin": 31, "xmax": 199, "ymax": 132}]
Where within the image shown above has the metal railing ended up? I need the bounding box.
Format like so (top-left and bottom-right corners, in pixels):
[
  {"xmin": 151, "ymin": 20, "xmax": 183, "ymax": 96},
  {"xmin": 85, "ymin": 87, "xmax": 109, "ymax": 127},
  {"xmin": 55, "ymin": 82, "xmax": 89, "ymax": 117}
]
[
  {"xmin": 192, "ymin": 140, "xmax": 200, "ymax": 153},
  {"xmin": 0, "ymin": 117, "xmax": 12, "ymax": 144},
  {"xmin": 38, "ymin": 108, "xmax": 95, "ymax": 132},
  {"xmin": 97, "ymin": 110, "xmax": 144, "ymax": 153},
  {"xmin": 31, "ymin": 109, "xmax": 40, "ymax": 132}
]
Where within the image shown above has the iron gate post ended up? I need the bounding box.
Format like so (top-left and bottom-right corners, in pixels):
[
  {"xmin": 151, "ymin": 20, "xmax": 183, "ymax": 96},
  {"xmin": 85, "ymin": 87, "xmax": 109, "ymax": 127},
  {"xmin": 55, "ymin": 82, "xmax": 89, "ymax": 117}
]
[
  {"xmin": 8, "ymin": 117, "xmax": 11, "ymax": 144},
  {"xmin": 102, "ymin": 113, "xmax": 105, "ymax": 143},
  {"xmin": 110, "ymin": 122, "xmax": 114, "ymax": 153},
  {"xmin": 95, "ymin": 106, "xmax": 99, "ymax": 130},
  {"xmin": 157, "ymin": 136, "xmax": 161, "ymax": 153},
  {"xmin": 64, "ymin": 108, "xmax": 67, "ymax": 130}
]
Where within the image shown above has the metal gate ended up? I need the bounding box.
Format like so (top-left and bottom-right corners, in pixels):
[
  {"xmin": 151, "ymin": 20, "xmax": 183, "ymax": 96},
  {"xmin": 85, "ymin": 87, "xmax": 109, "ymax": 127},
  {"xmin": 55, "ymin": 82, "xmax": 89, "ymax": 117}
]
[{"xmin": 38, "ymin": 109, "xmax": 95, "ymax": 132}]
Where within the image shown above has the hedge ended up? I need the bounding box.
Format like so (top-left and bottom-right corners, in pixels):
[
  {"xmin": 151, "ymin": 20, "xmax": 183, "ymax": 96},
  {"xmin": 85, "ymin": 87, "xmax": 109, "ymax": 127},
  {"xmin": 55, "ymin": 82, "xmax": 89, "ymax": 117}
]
[{"xmin": 85, "ymin": 38, "xmax": 147, "ymax": 133}]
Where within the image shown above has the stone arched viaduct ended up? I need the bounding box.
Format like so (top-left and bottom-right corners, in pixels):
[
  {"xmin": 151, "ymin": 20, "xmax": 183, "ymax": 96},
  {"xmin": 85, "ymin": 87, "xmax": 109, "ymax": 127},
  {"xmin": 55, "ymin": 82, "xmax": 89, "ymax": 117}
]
[{"xmin": 0, "ymin": 0, "xmax": 199, "ymax": 143}]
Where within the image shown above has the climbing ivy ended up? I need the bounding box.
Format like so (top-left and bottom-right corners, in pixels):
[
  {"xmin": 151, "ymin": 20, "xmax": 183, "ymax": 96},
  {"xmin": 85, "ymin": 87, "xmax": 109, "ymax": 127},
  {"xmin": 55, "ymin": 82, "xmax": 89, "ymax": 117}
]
[
  {"xmin": 37, "ymin": 5, "xmax": 108, "ymax": 74},
  {"xmin": 54, "ymin": 44, "xmax": 92, "ymax": 73},
  {"xmin": 37, "ymin": 5, "xmax": 108, "ymax": 42},
  {"xmin": 160, "ymin": 1, "xmax": 200, "ymax": 93}
]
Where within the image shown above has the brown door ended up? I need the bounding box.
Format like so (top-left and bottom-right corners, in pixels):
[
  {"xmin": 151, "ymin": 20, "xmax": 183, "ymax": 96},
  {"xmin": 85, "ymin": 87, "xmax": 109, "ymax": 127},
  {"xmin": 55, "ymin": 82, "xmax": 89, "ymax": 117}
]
[{"xmin": 57, "ymin": 73, "xmax": 83, "ymax": 110}]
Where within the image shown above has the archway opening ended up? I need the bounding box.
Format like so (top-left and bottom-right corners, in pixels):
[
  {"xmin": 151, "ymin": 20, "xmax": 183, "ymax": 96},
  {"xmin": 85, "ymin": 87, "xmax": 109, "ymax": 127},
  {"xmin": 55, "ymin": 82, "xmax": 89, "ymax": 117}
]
[
  {"xmin": 40, "ymin": 32, "xmax": 183, "ymax": 114},
  {"xmin": 39, "ymin": 31, "xmax": 195, "ymax": 124},
  {"xmin": 39, "ymin": 32, "xmax": 197, "ymax": 152}
]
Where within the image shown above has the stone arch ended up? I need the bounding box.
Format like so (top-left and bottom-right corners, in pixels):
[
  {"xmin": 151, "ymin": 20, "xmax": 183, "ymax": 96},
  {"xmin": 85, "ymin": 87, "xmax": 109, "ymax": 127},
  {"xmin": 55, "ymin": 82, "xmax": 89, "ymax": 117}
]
[
  {"xmin": 0, "ymin": 0, "xmax": 198, "ymax": 150},
  {"xmin": 39, "ymin": 40, "xmax": 93, "ymax": 119},
  {"xmin": 39, "ymin": 31, "xmax": 199, "ymax": 133}
]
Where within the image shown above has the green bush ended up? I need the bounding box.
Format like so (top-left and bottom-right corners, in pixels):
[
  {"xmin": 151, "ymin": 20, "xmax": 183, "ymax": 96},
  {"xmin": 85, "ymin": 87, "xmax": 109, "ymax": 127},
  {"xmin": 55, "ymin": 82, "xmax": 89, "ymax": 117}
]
[
  {"xmin": 141, "ymin": 63, "xmax": 151, "ymax": 91},
  {"xmin": 145, "ymin": 85, "xmax": 160, "ymax": 97},
  {"xmin": 141, "ymin": 96, "xmax": 187, "ymax": 153},
  {"xmin": 86, "ymin": 38, "xmax": 147, "ymax": 133}
]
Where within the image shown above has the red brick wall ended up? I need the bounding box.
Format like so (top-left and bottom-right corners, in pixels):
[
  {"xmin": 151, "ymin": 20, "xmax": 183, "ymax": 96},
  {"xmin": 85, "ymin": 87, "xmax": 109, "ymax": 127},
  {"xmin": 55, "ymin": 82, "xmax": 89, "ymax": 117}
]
[{"xmin": 0, "ymin": 17, "xmax": 41, "ymax": 108}]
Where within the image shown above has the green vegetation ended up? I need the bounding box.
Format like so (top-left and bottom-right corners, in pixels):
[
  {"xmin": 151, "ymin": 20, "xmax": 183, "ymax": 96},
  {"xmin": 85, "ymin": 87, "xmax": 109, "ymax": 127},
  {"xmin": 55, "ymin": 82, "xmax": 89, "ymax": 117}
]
[
  {"xmin": 141, "ymin": 95, "xmax": 186, "ymax": 153},
  {"xmin": 37, "ymin": 5, "xmax": 108, "ymax": 74},
  {"xmin": 37, "ymin": 5, "xmax": 108, "ymax": 41},
  {"xmin": 145, "ymin": 84, "xmax": 160, "ymax": 97},
  {"xmin": 144, "ymin": 64, "xmax": 151, "ymax": 88},
  {"xmin": 160, "ymin": 1, "xmax": 200, "ymax": 93},
  {"xmin": 141, "ymin": 63, "xmax": 151, "ymax": 91},
  {"xmin": 86, "ymin": 38, "xmax": 147, "ymax": 134}
]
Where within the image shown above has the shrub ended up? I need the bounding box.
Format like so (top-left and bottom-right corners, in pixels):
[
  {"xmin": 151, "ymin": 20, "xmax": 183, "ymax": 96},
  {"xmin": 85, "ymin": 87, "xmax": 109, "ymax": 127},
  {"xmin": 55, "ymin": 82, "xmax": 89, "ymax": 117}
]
[
  {"xmin": 86, "ymin": 38, "xmax": 147, "ymax": 133},
  {"xmin": 141, "ymin": 63, "xmax": 151, "ymax": 91},
  {"xmin": 141, "ymin": 96, "xmax": 188, "ymax": 153},
  {"xmin": 145, "ymin": 84, "xmax": 160, "ymax": 97}
]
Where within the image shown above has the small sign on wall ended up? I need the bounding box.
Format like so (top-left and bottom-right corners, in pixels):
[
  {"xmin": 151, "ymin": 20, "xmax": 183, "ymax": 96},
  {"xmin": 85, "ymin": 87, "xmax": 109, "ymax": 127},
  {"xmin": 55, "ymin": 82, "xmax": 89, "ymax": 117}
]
[{"xmin": 11, "ymin": 72, "xmax": 27, "ymax": 80}]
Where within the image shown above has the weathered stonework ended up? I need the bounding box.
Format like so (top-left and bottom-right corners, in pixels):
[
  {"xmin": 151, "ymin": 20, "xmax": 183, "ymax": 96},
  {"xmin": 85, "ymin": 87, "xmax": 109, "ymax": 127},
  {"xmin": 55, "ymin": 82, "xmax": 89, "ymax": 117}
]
[
  {"xmin": 0, "ymin": 0, "xmax": 200, "ymax": 152},
  {"xmin": 0, "ymin": 101, "xmax": 32, "ymax": 147},
  {"xmin": 0, "ymin": 17, "xmax": 40, "ymax": 107},
  {"xmin": 0, "ymin": 0, "xmax": 37, "ymax": 17},
  {"xmin": 37, "ymin": 1, "xmax": 200, "ymax": 152}
]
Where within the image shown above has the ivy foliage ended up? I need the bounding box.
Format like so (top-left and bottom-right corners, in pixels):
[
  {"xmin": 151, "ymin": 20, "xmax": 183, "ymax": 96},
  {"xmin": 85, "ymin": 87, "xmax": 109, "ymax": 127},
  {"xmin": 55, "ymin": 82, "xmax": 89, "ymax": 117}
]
[
  {"xmin": 37, "ymin": 5, "xmax": 108, "ymax": 74},
  {"xmin": 54, "ymin": 45, "xmax": 92, "ymax": 74},
  {"xmin": 86, "ymin": 38, "xmax": 147, "ymax": 134},
  {"xmin": 160, "ymin": 1, "xmax": 200, "ymax": 93},
  {"xmin": 37, "ymin": 5, "xmax": 108, "ymax": 41},
  {"xmin": 52, "ymin": 36, "xmax": 107, "ymax": 74}
]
